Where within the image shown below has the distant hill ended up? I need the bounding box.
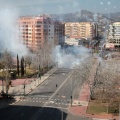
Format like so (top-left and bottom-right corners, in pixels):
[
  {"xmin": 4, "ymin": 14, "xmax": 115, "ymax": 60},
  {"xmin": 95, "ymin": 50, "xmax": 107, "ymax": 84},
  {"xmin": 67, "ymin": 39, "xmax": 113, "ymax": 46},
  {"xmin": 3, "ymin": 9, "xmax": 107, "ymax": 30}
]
[
  {"xmin": 51, "ymin": 10, "xmax": 120, "ymax": 22},
  {"xmin": 103, "ymin": 12, "xmax": 120, "ymax": 22}
]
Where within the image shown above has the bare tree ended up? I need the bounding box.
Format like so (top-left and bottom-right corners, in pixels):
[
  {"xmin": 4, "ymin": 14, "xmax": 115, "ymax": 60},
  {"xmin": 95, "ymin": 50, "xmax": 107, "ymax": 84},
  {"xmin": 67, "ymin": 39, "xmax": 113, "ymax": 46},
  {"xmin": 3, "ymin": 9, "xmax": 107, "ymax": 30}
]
[
  {"xmin": 2, "ymin": 50, "xmax": 13, "ymax": 71},
  {"xmin": 92, "ymin": 59, "xmax": 120, "ymax": 113},
  {"xmin": 25, "ymin": 55, "xmax": 32, "ymax": 69},
  {"xmin": 71, "ymin": 56, "xmax": 94, "ymax": 99},
  {"xmin": 1, "ymin": 50, "xmax": 14, "ymax": 96}
]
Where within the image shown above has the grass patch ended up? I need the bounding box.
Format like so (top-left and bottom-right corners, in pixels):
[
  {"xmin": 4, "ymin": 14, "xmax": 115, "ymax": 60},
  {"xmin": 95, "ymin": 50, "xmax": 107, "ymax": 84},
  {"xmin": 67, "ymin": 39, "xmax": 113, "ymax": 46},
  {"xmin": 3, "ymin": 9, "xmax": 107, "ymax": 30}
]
[
  {"xmin": 0, "ymin": 71, "xmax": 6, "ymax": 78},
  {"xmin": 87, "ymin": 101, "xmax": 108, "ymax": 114},
  {"xmin": 25, "ymin": 67, "xmax": 35, "ymax": 75}
]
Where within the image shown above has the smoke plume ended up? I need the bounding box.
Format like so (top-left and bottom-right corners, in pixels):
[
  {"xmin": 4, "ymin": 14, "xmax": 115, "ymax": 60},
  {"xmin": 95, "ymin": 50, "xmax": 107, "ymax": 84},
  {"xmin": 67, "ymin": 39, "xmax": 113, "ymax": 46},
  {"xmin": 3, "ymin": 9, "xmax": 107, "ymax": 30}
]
[
  {"xmin": 0, "ymin": 8, "xmax": 28, "ymax": 56},
  {"xmin": 52, "ymin": 45, "xmax": 91, "ymax": 69}
]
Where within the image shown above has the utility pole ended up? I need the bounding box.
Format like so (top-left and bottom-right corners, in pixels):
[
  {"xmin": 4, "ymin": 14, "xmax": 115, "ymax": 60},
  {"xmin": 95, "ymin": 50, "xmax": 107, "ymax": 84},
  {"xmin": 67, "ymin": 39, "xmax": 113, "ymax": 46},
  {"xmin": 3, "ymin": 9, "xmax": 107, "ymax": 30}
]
[
  {"xmin": 119, "ymin": 104, "xmax": 120, "ymax": 120},
  {"xmin": 71, "ymin": 77, "xmax": 73, "ymax": 107},
  {"xmin": 24, "ymin": 79, "xmax": 27, "ymax": 96},
  {"xmin": 5, "ymin": 71, "xmax": 10, "ymax": 98},
  {"xmin": 2, "ymin": 79, "xmax": 4, "ymax": 93}
]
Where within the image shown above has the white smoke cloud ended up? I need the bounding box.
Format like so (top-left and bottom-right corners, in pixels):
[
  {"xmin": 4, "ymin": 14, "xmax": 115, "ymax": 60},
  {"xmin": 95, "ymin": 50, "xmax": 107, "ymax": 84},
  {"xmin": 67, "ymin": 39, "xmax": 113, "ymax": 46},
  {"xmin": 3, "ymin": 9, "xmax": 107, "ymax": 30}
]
[
  {"xmin": 107, "ymin": 2, "xmax": 111, "ymax": 5},
  {"xmin": 0, "ymin": 8, "xmax": 28, "ymax": 56},
  {"xmin": 52, "ymin": 45, "xmax": 91, "ymax": 69},
  {"xmin": 100, "ymin": 2, "xmax": 103, "ymax": 5},
  {"xmin": 93, "ymin": 13, "xmax": 98, "ymax": 22}
]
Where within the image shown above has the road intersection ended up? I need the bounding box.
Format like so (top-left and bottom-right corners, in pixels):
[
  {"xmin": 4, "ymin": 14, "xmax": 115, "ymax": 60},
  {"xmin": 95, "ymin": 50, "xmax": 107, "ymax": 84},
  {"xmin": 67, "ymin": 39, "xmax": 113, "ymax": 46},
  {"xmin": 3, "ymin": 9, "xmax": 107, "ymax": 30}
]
[{"xmin": 0, "ymin": 68, "xmax": 87, "ymax": 120}]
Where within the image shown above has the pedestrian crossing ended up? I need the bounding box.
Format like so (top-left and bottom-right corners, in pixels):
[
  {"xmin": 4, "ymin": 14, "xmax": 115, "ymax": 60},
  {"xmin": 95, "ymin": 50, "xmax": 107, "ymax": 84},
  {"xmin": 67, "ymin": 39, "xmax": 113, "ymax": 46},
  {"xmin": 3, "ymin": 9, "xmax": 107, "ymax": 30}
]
[
  {"xmin": 19, "ymin": 96, "xmax": 70, "ymax": 106},
  {"xmin": 23, "ymin": 96, "xmax": 70, "ymax": 102}
]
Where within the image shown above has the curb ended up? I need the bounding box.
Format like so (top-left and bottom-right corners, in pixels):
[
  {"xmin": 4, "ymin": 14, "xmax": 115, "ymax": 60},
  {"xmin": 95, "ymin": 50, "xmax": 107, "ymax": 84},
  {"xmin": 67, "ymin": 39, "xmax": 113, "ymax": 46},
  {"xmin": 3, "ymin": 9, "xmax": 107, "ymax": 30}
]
[{"xmin": 11, "ymin": 67, "xmax": 58, "ymax": 105}]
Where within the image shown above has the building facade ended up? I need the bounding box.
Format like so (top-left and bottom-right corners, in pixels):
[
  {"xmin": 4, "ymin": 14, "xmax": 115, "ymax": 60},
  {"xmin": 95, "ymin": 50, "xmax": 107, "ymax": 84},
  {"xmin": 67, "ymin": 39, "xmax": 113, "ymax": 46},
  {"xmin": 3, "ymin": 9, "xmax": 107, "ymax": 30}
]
[
  {"xmin": 65, "ymin": 22, "xmax": 97, "ymax": 40},
  {"xmin": 54, "ymin": 21, "xmax": 65, "ymax": 45},
  {"xmin": 18, "ymin": 15, "xmax": 65, "ymax": 51},
  {"xmin": 106, "ymin": 22, "xmax": 120, "ymax": 48}
]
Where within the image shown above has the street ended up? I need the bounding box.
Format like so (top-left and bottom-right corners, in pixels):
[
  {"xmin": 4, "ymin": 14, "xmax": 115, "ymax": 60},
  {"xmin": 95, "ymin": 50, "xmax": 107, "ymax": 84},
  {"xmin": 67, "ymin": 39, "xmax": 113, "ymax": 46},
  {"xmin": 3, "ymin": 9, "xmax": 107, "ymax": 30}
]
[{"xmin": 0, "ymin": 68, "xmax": 88, "ymax": 120}]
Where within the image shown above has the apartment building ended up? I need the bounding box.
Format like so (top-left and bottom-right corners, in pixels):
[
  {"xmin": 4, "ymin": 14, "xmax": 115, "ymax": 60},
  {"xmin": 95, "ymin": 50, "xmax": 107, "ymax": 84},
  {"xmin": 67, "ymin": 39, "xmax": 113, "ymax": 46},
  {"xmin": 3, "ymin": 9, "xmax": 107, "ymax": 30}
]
[
  {"xmin": 106, "ymin": 22, "xmax": 120, "ymax": 48},
  {"xmin": 65, "ymin": 22, "xmax": 97, "ymax": 40},
  {"xmin": 54, "ymin": 21, "xmax": 65, "ymax": 45},
  {"xmin": 18, "ymin": 15, "xmax": 65, "ymax": 51}
]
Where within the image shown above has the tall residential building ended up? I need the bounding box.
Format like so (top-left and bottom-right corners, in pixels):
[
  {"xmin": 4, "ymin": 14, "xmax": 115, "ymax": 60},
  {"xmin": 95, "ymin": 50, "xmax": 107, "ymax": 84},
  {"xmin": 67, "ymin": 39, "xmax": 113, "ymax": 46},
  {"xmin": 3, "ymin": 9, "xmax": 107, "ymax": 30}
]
[
  {"xmin": 106, "ymin": 22, "xmax": 120, "ymax": 48},
  {"xmin": 54, "ymin": 20, "xmax": 65, "ymax": 45},
  {"xmin": 65, "ymin": 22, "xmax": 97, "ymax": 40},
  {"xmin": 18, "ymin": 15, "xmax": 65, "ymax": 51}
]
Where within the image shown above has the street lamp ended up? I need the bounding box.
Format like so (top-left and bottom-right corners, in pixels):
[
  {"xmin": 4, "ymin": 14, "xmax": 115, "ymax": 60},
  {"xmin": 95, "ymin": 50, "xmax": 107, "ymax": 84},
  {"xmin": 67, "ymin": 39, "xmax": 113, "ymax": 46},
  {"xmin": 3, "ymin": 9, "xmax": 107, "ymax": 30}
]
[
  {"xmin": 119, "ymin": 103, "xmax": 120, "ymax": 120},
  {"xmin": 2, "ymin": 79, "xmax": 4, "ymax": 93},
  {"xmin": 71, "ymin": 77, "xmax": 73, "ymax": 107},
  {"xmin": 56, "ymin": 104, "xmax": 63, "ymax": 120},
  {"xmin": 23, "ymin": 79, "xmax": 27, "ymax": 96}
]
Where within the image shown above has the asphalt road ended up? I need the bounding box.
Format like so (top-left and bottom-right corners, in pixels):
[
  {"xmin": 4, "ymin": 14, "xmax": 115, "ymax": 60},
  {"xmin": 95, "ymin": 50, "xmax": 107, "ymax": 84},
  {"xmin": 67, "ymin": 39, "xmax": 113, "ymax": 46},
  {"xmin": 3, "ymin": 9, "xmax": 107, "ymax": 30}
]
[{"xmin": 0, "ymin": 68, "xmax": 88, "ymax": 120}]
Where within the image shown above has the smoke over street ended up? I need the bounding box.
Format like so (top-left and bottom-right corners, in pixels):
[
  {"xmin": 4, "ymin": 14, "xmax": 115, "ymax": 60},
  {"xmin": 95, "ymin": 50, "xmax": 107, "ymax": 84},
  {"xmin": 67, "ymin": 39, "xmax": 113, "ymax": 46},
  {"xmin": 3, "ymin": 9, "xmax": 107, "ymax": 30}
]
[
  {"xmin": 0, "ymin": 8, "xmax": 28, "ymax": 56},
  {"xmin": 52, "ymin": 45, "xmax": 91, "ymax": 69}
]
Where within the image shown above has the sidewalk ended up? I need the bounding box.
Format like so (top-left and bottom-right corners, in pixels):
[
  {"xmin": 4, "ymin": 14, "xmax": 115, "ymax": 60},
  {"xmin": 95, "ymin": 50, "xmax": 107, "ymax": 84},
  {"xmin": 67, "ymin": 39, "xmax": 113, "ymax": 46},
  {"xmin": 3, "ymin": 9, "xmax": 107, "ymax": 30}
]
[
  {"xmin": 0, "ymin": 67, "xmax": 58, "ymax": 107},
  {"xmin": 69, "ymin": 60, "xmax": 119, "ymax": 120}
]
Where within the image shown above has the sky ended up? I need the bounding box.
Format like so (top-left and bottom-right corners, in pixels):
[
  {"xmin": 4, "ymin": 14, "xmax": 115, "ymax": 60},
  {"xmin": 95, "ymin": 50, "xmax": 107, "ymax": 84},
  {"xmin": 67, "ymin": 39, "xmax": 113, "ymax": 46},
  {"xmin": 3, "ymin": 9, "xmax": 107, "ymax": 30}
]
[{"xmin": 0, "ymin": 0, "xmax": 120, "ymax": 15}]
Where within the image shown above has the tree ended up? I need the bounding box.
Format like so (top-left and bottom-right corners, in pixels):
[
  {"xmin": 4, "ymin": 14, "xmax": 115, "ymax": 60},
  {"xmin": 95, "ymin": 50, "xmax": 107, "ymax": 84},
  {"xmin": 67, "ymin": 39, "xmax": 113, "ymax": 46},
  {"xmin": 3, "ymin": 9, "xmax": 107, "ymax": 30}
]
[
  {"xmin": 70, "ymin": 56, "xmax": 94, "ymax": 100},
  {"xmin": 2, "ymin": 50, "xmax": 13, "ymax": 71},
  {"xmin": 17, "ymin": 54, "xmax": 19, "ymax": 76},
  {"xmin": 25, "ymin": 55, "xmax": 32, "ymax": 69},
  {"xmin": 1, "ymin": 50, "xmax": 14, "ymax": 96},
  {"xmin": 92, "ymin": 59, "xmax": 120, "ymax": 113},
  {"xmin": 21, "ymin": 56, "xmax": 24, "ymax": 77}
]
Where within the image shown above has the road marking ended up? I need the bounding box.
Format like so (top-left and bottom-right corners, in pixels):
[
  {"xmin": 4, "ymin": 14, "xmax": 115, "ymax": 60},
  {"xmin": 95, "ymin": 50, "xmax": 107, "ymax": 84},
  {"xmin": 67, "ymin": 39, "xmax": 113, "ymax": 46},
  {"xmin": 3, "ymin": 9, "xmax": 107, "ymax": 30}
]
[
  {"xmin": 44, "ymin": 71, "xmax": 74, "ymax": 107},
  {"xmin": 44, "ymin": 106, "xmax": 68, "ymax": 110},
  {"xmin": 49, "ymin": 101, "xmax": 54, "ymax": 103}
]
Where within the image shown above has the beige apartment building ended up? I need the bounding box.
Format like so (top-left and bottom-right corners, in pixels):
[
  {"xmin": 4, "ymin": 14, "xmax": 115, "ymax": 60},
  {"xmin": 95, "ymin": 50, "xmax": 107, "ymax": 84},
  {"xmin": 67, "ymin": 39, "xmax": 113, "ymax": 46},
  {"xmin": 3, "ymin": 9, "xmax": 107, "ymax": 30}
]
[
  {"xmin": 106, "ymin": 22, "xmax": 120, "ymax": 48},
  {"xmin": 65, "ymin": 22, "xmax": 97, "ymax": 40},
  {"xmin": 18, "ymin": 15, "xmax": 65, "ymax": 51}
]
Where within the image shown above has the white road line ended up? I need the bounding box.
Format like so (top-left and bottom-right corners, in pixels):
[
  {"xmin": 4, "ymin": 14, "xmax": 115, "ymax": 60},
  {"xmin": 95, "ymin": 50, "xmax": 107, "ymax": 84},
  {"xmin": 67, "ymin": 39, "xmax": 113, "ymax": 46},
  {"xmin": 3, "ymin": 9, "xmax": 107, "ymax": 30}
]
[
  {"xmin": 44, "ymin": 71, "xmax": 74, "ymax": 107},
  {"xmin": 44, "ymin": 106, "xmax": 68, "ymax": 110},
  {"xmin": 28, "ymin": 70, "xmax": 72, "ymax": 120}
]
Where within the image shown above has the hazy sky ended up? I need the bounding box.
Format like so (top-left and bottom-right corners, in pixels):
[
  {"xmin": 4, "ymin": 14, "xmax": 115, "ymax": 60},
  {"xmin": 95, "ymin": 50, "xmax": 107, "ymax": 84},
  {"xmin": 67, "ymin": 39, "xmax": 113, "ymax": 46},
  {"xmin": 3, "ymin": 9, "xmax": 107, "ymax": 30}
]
[{"xmin": 0, "ymin": 0, "xmax": 120, "ymax": 15}]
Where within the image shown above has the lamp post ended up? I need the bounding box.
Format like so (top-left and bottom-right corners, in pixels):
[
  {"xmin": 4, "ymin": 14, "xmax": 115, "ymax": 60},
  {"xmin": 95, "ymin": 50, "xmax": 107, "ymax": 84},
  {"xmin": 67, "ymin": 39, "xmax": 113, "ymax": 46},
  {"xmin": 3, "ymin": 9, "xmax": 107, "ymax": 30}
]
[
  {"xmin": 71, "ymin": 77, "xmax": 73, "ymax": 107},
  {"xmin": 119, "ymin": 104, "xmax": 120, "ymax": 120},
  {"xmin": 24, "ymin": 79, "xmax": 27, "ymax": 96},
  {"xmin": 56, "ymin": 104, "xmax": 63, "ymax": 120},
  {"xmin": 2, "ymin": 79, "xmax": 4, "ymax": 93}
]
